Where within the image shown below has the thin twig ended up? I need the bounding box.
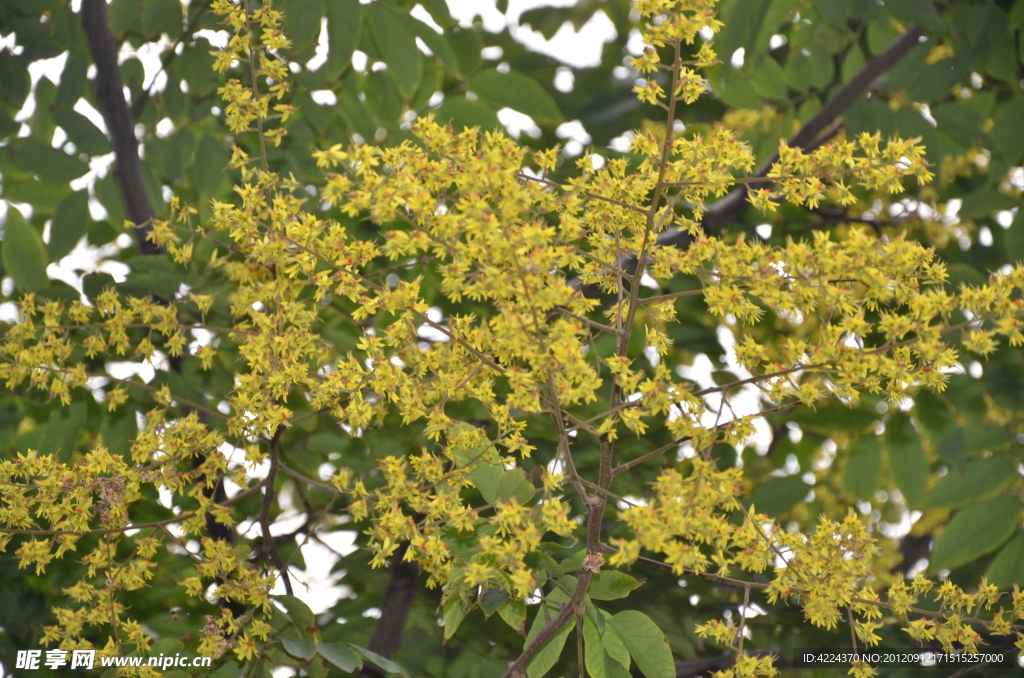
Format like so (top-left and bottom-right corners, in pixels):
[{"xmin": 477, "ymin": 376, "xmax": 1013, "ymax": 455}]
[
  {"xmin": 737, "ymin": 584, "xmax": 751, "ymax": 655},
  {"xmin": 258, "ymin": 429, "xmax": 293, "ymax": 595}
]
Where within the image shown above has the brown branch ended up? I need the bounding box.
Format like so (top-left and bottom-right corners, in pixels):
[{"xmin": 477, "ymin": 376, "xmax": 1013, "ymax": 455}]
[
  {"xmin": 569, "ymin": 23, "xmax": 927, "ymax": 299},
  {"xmin": 694, "ymin": 24, "xmax": 926, "ymax": 238},
  {"xmin": 80, "ymin": 0, "xmax": 159, "ymax": 254},
  {"xmin": 356, "ymin": 541, "xmax": 420, "ymax": 678},
  {"xmin": 554, "ymin": 306, "xmax": 625, "ymax": 337},
  {"xmin": 258, "ymin": 430, "xmax": 292, "ymax": 595},
  {"xmin": 737, "ymin": 583, "xmax": 751, "ymax": 655},
  {"xmin": 501, "ymin": 436, "xmax": 612, "ymax": 678}
]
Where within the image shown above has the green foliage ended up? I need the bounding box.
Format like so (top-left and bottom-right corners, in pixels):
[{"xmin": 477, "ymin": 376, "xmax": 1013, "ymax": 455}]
[
  {"xmin": 930, "ymin": 495, "xmax": 1021, "ymax": 572},
  {"xmin": 1, "ymin": 208, "xmax": 48, "ymax": 292}
]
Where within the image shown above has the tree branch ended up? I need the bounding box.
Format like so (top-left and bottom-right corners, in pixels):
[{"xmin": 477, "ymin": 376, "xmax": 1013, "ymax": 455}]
[
  {"xmin": 356, "ymin": 541, "xmax": 420, "ymax": 678},
  {"xmin": 570, "ymin": 23, "xmax": 927, "ymax": 298},
  {"xmin": 80, "ymin": 0, "xmax": 159, "ymax": 253},
  {"xmin": 693, "ymin": 24, "xmax": 925, "ymax": 238},
  {"xmin": 258, "ymin": 430, "xmax": 292, "ymax": 595}
]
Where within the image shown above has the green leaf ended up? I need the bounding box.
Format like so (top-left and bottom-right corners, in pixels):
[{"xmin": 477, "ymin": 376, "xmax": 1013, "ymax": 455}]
[
  {"xmin": 525, "ymin": 588, "xmax": 575, "ymax": 678},
  {"xmin": 307, "ymin": 658, "xmax": 329, "ymax": 678},
  {"xmin": 434, "ymin": 95, "xmax": 501, "ymax": 132},
  {"xmin": 791, "ymin": 401, "xmax": 876, "ymax": 434},
  {"xmin": 931, "ymin": 495, "xmax": 1020, "ymax": 572},
  {"xmin": 985, "ymin": 16, "xmax": 1017, "ymax": 84},
  {"xmin": 608, "ymin": 610, "xmax": 675, "ymax": 678},
  {"xmin": 346, "ymin": 645, "xmax": 409, "ymax": 677},
  {"xmin": 1007, "ymin": 208, "xmax": 1024, "ymax": 263},
  {"xmin": 141, "ymin": 0, "xmax": 182, "ymax": 40},
  {"xmin": 497, "ymin": 596, "xmax": 526, "ymax": 634},
  {"xmin": 177, "ymin": 39, "xmax": 219, "ymax": 96},
  {"xmin": 7, "ymin": 138, "xmax": 89, "ymax": 182},
  {"xmin": 56, "ymin": 56, "xmax": 88, "ymax": 109},
  {"xmin": 1, "ymin": 181, "xmax": 71, "ymax": 214},
  {"xmin": 37, "ymin": 401, "xmax": 86, "ymax": 464},
  {"xmin": 945, "ymin": 262, "xmax": 988, "ymax": 291},
  {"xmin": 934, "ymin": 427, "xmax": 967, "ymax": 468},
  {"xmin": 884, "ymin": 413, "xmax": 929, "ymax": 510},
  {"xmin": 480, "ymin": 587, "xmax": 509, "ymax": 617},
  {"xmin": 275, "ymin": 595, "xmax": 318, "ymax": 637},
  {"xmin": 53, "ymin": 107, "xmax": 112, "ymax": 156},
  {"xmin": 587, "ymin": 571, "xmax": 643, "ymax": 601},
  {"xmin": 752, "ymin": 55, "xmax": 788, "ymax": 100},
  {"xmin": 399, "ymin": 14, "xmax": 460, "ymax": 77},
  {"xmin": 49, "ymin": 189, "xmax": 89, "ymax": 262},
  {"xmin": 584, "ymin": 613, "xmax": 631, "ymax": 678},
  {"xmin": 95, "ymin": 175, "xmax": 127, "ymax": 229},
  {"xmin": 1012, "ymin": 0, "xmax": 1024, "ymax": 28},
  {"xmin": 867, "ymin": 19, "xmax": 902, "ymax": 55},
  {"xmin": 316, "ymin": 644, "xmax": 362, "ymax": 673},
  {"xmin": 715, "ymin": 0, "xmax": 772, "ymax": 62},
  {"xmin": 912, "ymin": 389, "xmax": 961, "ymax": 466},
  {"xmin": 36, "ymin": 280, "xmax": 80, "ymax": 303},
  {"xmin": 926, "ymin": 456, "xmax": 1017, "ymax": 510},
  {"xmin": 442, "ymin": 592, "xmax": 467, "ymax": 641},
  {"xmin": 467, "ymin": 461, "xmax": 503, "ymax": 503},
  {"xmin": 841, "ymin": 46, "xmax": 866, "ymax": 83},
  {"xmin": 280, "ymin": 0, "xmax": 325, "ymax": 60},
  {"xmin": 419, "ymin": 0, "xmax": 454, "ymax": 28},
  {"xmin": 931, "ymin": 103, "xmax": 983, "ymax": 145},
  {"xmin": 325, "ymin": 0, "xmax": 361, "ymax": 79},
  {"xmin": 363, "ymin": 70, "xmax": 403, "ymax": 126},
  {"xmin": 810, "ymin": 0, "xmax": 847, "ymax": 27},
  {"xmin": 315, "ymin": 647, "xmax": 364, "ymax": 671},
  {"xmin": 843, "ymin": 435, "xmax": 881, "ymax": 501},
  {"xmin": 101, "ymin": 407, "xmax": 138, "ymax": 459},
  {"xmin": 282, "ymin": 638, "xmax": 317, "ymax": 662},
  {"xmin": 2, "ymin": 208, "xmax": 49, "ymax": 292},
  {"xmin": 991, "ymin": 98, "xmax": 1024, "ymax": 165},
  {"xmin": 365, "ymin": 2, "xmax": 423, "ymax": 99},
  {"xmin": 560, "ymin": 548, "xmax": 586, "ymax": 571},
  {"xmin": 987, "ymin": 532, "xmax": 1024, "ymax": 590},
  {"xmin": 907, "ymin": 53, "xmax": 969, "ymax": 102},
  {"xmin": 469, "ymin": 69, "xmax": 562, "ymax": 126},
  {"xmin": 194, "ymin": 135, "xmax": 230, "ymax": 199},
  {"xmin": 495, "ymin": 467, "xmax": 532, "ymax": 502},
  {"xmin": 958, "ymin": 190, "xmax": 1018, "ymax": 219},
  {"xmin": 885, "ymin": 0, "xmax": 945, "ymax": 33},
  {"xmin": 450, "ymin": 27, "xmax": 483, "ymax": 75},
  {"xmin": 748, "ymin": 475, "xmax": 809, "ymax": 517},
  {"xmin": 337, "ymin": 87, "xmax": 378, "ymax": 139},
  {"xmin": 109, "ymin": 0, "xmax": 143, "ymax": 37},
  {"xmin": 0, "ymin": 52, "xmax": 31, "ymax": 103},
  {"xmin": 786, "ymin": 42, "xmax": 833, "ymax": 92}
]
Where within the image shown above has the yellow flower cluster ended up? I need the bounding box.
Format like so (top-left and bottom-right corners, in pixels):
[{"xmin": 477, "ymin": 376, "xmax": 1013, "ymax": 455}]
[{"xmin": 5, "ymin": 0, "xmax": 1024, "ymax": 673}]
